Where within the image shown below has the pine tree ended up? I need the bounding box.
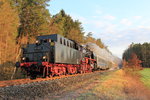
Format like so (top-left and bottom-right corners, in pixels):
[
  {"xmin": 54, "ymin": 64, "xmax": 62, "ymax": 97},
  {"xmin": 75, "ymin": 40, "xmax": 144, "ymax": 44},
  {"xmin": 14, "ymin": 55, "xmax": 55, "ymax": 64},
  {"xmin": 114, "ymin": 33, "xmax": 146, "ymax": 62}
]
[
  {"xmin": 67, "ymin": 20, "xmax": 84, "ymax": 43},
  {"xmin": 96, "ymin": 38, "xmax": 105, "ymax": 48},
  {"xmin": 49, "ymin": 10, "xmax": 85, "ymax": 43},
  {"xmin": 85, "ymin": 32, "xmax": 105, "ymax": 48},
  {"xmin": 49, "ymin": 10, "xmax": 67, "ymax": 36},
  {"xmin": 12, "ymin": 0, "xmax": 51, "ymax": 44}
]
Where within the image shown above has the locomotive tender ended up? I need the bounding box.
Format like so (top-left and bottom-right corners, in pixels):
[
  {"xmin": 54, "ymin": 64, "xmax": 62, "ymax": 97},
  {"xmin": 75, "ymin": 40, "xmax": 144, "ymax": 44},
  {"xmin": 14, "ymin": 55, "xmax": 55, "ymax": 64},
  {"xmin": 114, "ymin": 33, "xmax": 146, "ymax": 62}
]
[{"xmin": 16, "ymin": 34, "xmax": 110, "ymax": 79}]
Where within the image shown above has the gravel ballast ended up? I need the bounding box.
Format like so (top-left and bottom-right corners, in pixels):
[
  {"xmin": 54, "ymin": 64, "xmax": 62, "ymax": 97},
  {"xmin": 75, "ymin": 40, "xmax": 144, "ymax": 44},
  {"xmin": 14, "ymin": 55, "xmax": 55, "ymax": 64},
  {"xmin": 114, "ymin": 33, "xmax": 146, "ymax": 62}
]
[{"xmin": 0, "ymin": 71, "xmax": 110, "ymax": 100}]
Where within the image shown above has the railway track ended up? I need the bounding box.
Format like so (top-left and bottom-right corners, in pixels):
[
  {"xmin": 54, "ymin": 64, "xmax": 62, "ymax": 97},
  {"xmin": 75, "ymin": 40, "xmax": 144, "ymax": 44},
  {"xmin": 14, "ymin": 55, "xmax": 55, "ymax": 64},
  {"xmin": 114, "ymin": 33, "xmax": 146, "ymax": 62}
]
[{"xmin": 0, "ymin": 70, "xmax": 105, "ymax": 87}]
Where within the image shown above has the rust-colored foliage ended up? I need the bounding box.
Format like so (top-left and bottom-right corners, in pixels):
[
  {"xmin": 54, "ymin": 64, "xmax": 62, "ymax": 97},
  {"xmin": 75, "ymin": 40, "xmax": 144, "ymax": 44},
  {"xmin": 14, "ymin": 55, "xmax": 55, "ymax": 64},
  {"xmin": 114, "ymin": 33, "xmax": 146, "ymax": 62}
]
[
  {"xmin": 123, "ymin": 43, "xmax": 150, "ymax": 68},
  {"xmin": 0, "ymin": 0, "xmax": 19, "ymax": 64},
  {"xmin": 123, "ymin": 53, "xmax": 143, "ymax": 70},
  {"xmin": 129, "ymin": 53, "xmax": 142, "ymax": 67}
]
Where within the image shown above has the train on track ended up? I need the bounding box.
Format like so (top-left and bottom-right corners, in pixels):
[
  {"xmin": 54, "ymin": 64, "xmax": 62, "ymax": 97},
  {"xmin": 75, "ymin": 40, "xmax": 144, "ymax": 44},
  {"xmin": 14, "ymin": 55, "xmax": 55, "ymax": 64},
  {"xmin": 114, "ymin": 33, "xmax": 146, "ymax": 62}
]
[{"xmin": 16, "ymin": 34, "xmax": 116, "ymax": 79}]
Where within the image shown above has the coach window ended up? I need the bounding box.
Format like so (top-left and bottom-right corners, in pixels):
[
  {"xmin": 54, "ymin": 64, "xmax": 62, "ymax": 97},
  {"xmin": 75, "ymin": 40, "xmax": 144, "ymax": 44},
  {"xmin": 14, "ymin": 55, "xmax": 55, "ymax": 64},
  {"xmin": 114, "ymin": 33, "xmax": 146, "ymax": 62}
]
[
  {"xmin": 60, "ymin": 38, "xmax": 62, "ymax": 44},
  {"xmin": 64, "ymin": 39, "xmax": 66, "ymax": 45},
  {"xmin": 71, "ymin": 43, "xmax": 73, "ymax": 48},
  {"xmin": 70, "ymin": 43, "xmax": 72, "ymax": 48},
  {"xmin": 73, "ymin": 44, "xmax": 76, "ymax": 49},
  {"xmin": 67, "ymin": 41, "xmax": 69, "ymax": 47}
]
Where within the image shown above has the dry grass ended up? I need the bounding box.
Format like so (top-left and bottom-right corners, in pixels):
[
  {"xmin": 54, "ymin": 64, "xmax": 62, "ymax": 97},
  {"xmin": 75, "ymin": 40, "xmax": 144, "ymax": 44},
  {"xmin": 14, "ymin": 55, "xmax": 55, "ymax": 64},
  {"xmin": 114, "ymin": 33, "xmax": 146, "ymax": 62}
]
[
  {"xmin": 77, "ymin": 69, "xmax": 150, "ymax": 100},
  {"xmin": 123, "ymin": 70, "xmax": 150, "ymax": 100},
  {"xmin": 50, "ymin": 69, "xmax": 150, "ymax": 100}
]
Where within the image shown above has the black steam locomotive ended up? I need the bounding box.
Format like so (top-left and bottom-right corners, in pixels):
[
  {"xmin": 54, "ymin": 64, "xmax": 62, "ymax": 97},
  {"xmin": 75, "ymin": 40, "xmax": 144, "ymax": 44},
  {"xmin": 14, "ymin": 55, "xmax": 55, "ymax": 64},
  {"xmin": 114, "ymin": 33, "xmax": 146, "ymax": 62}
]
[{"xmin": 16, "ymin": 34, "xmax": 110, "ymax": 79}]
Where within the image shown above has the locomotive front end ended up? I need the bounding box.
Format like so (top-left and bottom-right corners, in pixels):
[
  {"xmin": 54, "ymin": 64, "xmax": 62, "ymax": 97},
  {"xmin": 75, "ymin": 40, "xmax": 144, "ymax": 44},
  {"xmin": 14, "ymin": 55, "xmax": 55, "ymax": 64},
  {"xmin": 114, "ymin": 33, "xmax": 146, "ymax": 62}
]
[{"xmin": 17, "ymin": 39, "xmax": 54, "ymax": 79}]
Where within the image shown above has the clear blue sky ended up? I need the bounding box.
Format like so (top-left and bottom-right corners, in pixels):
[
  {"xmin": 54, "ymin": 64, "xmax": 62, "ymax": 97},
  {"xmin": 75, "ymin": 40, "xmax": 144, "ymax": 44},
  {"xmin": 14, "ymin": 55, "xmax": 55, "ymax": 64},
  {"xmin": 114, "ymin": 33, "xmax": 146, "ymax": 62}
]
[{"xmin": 48, "ymin": 0, "xmax": 150, "ymax": 58}]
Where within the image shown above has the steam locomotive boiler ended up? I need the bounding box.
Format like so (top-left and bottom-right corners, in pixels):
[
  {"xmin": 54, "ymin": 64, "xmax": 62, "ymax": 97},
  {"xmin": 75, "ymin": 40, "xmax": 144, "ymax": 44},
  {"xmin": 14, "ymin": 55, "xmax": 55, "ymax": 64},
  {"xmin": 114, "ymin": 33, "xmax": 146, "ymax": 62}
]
[{"xmin": 16, "ymin": 34, "xmax": 97, "ymax": 79}]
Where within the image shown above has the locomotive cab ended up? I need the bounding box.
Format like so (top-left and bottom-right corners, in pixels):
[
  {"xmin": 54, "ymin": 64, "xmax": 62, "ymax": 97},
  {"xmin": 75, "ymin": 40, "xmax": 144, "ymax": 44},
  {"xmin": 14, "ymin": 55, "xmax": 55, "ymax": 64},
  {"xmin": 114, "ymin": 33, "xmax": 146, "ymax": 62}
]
[{"xmin": 21, "ymin": 40, "xmax": 54, "ymax": 63}]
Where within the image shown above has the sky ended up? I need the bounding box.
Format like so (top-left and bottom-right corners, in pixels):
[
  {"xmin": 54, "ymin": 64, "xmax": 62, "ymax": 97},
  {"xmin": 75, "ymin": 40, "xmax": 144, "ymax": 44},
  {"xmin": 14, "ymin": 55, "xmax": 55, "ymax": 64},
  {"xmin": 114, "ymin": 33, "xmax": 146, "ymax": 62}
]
[{"xmin": 48, "ymin": 0, "xmax": 150, "ymax": 58}]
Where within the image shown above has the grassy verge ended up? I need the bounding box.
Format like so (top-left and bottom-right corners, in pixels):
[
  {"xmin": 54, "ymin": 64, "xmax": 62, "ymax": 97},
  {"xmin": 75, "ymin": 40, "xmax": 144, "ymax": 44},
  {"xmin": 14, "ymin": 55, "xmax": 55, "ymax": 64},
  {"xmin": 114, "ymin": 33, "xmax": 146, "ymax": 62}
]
[
  {"xmin": 75, "ymin": 69, "xmax": 150, "ymax": 100},
  {"xmin": 139, "ymin": 68, "xmax": 150, "ymax": 88}
]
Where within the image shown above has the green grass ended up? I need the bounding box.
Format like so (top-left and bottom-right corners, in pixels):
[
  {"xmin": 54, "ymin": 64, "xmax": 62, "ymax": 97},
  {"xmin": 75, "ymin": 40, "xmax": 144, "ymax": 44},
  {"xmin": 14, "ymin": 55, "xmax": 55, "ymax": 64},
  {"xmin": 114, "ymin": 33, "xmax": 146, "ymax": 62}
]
[{"xmin": 139, "ymin": 68, "xmax": 150, "ymax": 88}]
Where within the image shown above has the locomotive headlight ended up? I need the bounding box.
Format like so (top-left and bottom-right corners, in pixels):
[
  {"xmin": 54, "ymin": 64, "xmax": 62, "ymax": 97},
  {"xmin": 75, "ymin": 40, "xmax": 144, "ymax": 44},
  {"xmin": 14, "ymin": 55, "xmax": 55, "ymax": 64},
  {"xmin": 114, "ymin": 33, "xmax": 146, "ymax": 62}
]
[
  {"xmin": 35, "ymin": 40, "xmax": 40, "ymax": 45},
  {"xmin": 22, "ymin": 57, "xmax": 26, "ymax": 61},
  {"xmin": 42, "ymin": 56, "xmax": 46, "ymax": 59},
  {"xmin": 36, "ymin": 40, "xmax": 39, "ymax": 43}
]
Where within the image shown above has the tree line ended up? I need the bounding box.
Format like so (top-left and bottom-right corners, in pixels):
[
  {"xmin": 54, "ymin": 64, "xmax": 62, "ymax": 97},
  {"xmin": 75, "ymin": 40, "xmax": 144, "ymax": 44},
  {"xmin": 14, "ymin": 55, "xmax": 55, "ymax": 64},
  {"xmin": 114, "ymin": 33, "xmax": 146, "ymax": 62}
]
[
  {"xmin": 0, "ymin": 0, "xmax": 106, "ymax": 66},
  {"xmin": 123, "ymin": 43, "xmax": 150, "ymax": 68}
]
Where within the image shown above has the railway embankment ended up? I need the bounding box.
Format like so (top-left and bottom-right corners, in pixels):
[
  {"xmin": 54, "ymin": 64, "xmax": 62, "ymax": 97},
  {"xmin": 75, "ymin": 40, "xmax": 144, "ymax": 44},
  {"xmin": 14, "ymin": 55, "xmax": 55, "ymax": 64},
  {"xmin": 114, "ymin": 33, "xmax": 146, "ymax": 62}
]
[{"xmin": 0, "ymin": 70, "xmax": 113, "ymax": 100}]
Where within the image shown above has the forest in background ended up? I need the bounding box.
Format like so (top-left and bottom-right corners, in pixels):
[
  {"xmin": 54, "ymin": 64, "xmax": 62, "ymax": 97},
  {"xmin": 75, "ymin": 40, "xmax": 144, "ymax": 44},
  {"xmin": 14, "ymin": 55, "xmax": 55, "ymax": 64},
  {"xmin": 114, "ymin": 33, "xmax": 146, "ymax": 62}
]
[
  {"xmin": 123, "ymin": 43, "xmax": 150, "ymax": 68},
  {"xmin": 0, "ymin": 0, "xmax": 108, "ymax": 80}
]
